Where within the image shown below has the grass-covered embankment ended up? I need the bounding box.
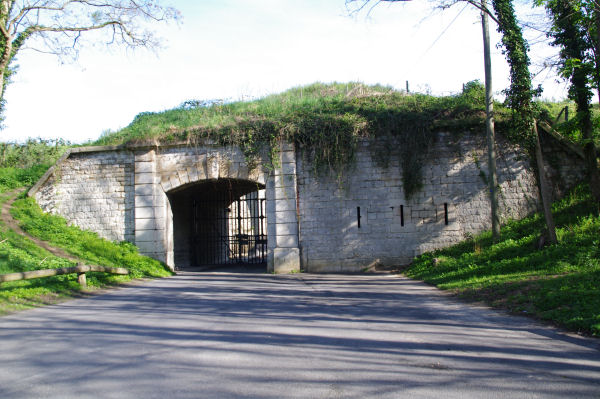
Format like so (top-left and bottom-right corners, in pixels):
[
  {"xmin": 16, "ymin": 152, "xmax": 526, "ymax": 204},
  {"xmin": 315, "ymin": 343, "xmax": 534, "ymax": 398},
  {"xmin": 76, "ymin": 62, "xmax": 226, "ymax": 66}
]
[
  {"xmin": 406, "ymin": 185, "xmax": 600, "ymax": 336},
  {"xmin": 0, "ymin": 166, "xmax": 172, "ymax": 315}
]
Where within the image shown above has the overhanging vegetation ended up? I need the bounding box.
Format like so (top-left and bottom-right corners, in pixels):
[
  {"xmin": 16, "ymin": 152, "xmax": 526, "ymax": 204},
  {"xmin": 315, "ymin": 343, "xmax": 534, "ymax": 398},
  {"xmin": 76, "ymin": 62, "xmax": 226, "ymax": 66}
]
[{"xmin": 97, "ymin": 81, "xmax": 515, "ymax": 199}]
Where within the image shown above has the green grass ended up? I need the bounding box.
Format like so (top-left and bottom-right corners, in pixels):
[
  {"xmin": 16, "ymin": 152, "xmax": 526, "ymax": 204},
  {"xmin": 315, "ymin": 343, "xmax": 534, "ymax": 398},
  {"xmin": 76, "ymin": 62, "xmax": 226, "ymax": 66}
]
[
  {"xmin": 96, "ymin": 81, "xmax": 504, "ymax": 147},
  {"xmin": 96, "ymin": 81, "xmax": 515, "ymax": 199},
  {"xmin": 95, "ymin": 81, "xmax": 591, "ymax": 199},
  {"xmin": 406, "ymin": 184, "xmax": 600, "ymax": 336},
  {"xmin": 0, "ymin": 166, "xmax": 172, "ymax": 315}
]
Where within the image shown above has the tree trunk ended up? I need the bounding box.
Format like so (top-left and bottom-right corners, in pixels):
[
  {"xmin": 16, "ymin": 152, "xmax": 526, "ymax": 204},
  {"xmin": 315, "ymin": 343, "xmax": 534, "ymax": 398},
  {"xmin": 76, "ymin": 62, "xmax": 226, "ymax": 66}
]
[
  {"xmin": 594, "ymin": 4, "xmax": 600, "ymax": 106},
  {"xmin": 580, "ymin": 109, "xmax": 600, "ymax": 206},
  {"xmin": 482, "ymin": 4, "xmax": 500, "ymax": 240},
  {"xmin": 533, "ymin": 121, "xmax": 558, "ymax": 245},
  {"xmin": 0, "ymin": 1, "xmax": 10, "ymax": 105},
  {"xmin": 582, "ymin": 8, "xmax": 600, "ymax": 206}
]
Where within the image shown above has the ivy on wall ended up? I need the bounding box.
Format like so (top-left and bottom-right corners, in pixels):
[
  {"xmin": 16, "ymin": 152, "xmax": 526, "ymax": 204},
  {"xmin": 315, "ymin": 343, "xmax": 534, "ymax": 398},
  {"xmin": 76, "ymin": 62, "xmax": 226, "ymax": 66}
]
[{"xmin": 97, "ymin": 82, "xmax": 510, "ymax": 200}]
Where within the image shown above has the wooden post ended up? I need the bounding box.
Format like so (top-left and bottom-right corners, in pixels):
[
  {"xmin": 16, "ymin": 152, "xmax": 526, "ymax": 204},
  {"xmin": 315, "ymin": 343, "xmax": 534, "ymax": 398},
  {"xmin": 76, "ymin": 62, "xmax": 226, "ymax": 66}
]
[
  {"xmin": 0, "ymin": 265, "xmax": 129, "ymax": 283},
  {"xmin": 482, "ymin": 2, "xmax": 500, "ymax": 240},
  {"xmin": 77, "ymin": 272, "xmax": 87, "ymax": 287},
  {"xmin": 534, "ymin": 121, "xmax": 558, "ymax": 244}
]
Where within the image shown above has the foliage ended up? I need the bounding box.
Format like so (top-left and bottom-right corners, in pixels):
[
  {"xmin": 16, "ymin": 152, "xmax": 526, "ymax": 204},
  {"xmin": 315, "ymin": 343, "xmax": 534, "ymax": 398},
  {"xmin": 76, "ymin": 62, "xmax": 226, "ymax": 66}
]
[
  {"xmin": 0, "ymin": 164, "xmax": 49, "ymax": 190},
  {"xmin": 406, "ymin": 184, "xmax": 600, "ymax": 336},
  {"xmin": 461, "ymin": 80, "xmax": 486, "ymax": 108},
  {"xmin": 10, "ymin": 197, "xmax": 172, "ymax": 280},
  {"xmin": 0, "ymin": 138, "xmax": 70, "ymax": 168},
  {"xmin": 536, "ymin": 0, "xmax": 597, "ymax": 95},
  {"xmin": 0, "ymin": 165, "xmax": 172, "ymax": 315},
  {"xmin": 540, "ymin": 0, "xmax": 600, "ymax": 204},
  {"xmin": 97, "ymin": 82, "xmax": 508, "ymax": 199},
  {"xmin": 491, "ymin": 0, "xmax": 542, "ymax": 147}
]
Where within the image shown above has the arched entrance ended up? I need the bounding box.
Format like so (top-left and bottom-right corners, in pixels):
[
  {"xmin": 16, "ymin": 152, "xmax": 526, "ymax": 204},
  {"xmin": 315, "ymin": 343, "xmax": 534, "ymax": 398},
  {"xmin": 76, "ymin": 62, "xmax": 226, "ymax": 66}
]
[{"xmin": 167, "ymin": 178, "xmax": 267, "ymax": 271}]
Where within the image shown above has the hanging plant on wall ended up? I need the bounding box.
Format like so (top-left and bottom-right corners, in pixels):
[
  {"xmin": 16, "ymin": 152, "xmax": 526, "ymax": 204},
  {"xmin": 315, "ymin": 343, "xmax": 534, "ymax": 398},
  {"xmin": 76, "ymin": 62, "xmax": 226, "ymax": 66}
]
[{"xmin": 95, "ymin": 82, "xmax": 503, "ymax": 200}]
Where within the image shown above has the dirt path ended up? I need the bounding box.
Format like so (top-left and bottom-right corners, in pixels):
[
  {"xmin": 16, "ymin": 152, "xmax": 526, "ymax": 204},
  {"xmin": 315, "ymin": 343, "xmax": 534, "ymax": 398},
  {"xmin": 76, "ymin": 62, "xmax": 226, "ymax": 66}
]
[{"xmin": 1, "ymin": 188, "xmax": 81, "ymax": 263}]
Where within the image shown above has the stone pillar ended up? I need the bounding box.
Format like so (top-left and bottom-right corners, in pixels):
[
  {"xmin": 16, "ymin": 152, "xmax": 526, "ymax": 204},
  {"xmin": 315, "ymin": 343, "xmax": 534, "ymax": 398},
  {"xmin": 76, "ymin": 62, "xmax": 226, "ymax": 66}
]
[
  {"xmin": 266, "ymin": 142, "xmax": 301, "ymax": 273},
  {"xmin": 134, "ymin": 149, "xmax": 172, "ymax": 268}
]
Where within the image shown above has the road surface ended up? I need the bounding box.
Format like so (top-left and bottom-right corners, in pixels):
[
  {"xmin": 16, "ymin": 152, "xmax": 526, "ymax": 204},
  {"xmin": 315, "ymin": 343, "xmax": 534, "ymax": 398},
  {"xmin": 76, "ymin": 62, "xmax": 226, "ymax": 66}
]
[{"xmin": 1, "ymin": 269, "xmax": 599, "ymax": 398}]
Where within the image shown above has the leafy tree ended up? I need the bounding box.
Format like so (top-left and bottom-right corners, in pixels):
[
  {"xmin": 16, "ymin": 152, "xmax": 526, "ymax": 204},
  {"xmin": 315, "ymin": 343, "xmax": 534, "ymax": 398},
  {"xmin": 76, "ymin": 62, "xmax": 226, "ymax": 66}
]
[
  {"xmin": 490, "ymin": 0, "xmax": 557, "ymax": 243},
  {"xmin": 540, "ymin": 0, "xmax": 600, "ymax": 207},
  {"xmin": 0, "ymin": 0, "xmax": 180, "ymax": 122}
]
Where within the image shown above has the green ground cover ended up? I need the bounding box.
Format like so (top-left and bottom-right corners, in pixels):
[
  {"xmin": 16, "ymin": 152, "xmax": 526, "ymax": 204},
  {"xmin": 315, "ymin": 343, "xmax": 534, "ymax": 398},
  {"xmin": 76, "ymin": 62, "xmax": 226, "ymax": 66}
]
[
  {"xmin": 406, "ymin": 185, "xmax": 600, "ymax": 336},
  {"xmin": 0, "ymin": 166, "xmax": 172, "ymax": 315}
]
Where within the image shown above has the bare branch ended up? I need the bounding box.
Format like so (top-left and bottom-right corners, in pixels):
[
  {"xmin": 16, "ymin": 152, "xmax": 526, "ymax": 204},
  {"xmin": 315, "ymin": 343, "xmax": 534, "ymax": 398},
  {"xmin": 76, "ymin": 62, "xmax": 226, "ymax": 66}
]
[{"xmin": 0, "ymin": 0, "xmax": 180, "ymax": 118}]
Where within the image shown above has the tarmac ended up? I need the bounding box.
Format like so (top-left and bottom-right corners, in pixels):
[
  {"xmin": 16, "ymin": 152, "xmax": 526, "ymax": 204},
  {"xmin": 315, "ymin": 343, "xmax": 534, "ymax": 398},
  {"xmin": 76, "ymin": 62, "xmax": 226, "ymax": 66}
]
[{"xmin": 1, "ymin": 267, "xmax": 599, "ymax": 398}]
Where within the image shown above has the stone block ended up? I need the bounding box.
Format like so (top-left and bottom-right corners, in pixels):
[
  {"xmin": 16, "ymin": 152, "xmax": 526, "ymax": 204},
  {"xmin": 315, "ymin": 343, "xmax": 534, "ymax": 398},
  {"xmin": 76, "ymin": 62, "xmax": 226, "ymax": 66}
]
[
  {"xmin": 160, "ymin": 179, "xmax": 173, "ymax": 192},
  {"xmin": 274, "ymin": 184, "xmax": 296, "ymax": 200},
  {"xmin": 279, "ymin": 149, "xmax": 296, "ymax": 164},
  {"xmin": 248, "ymin": 166, "xmax": 265, "ymax": 184},
  {"xmin": 207, "ymin": 154, "xmax": 219, "ymax": 179},
  {"xmin": 135, "ymin": 240, "xmax": 162, "ymax": 254},
  {"xmin": 136, "ymin": 229, "xmax": 163, "ymax": 243},
  {"xmin": 275, "ymin": 222, "xmax": 297, "ymax": 236},
  {"xmin": 135, "ymin": 184, "xmax": 155, "ymax": 197},
  {"xmin": 135, "ymin": 217, "xmax": 166, "ymax": 231},
  {"xmin": 135, "ymin": 206, "xmax": 156, "ymax": 219},
  {"xmin": 187, "ymin": 167, "xmax": 199, "ymax": 183},
  {"xmin": 135, "ymin": 195, "xmax": 155, "ymax": 208},
  {"xmin": 273, "ymin": 162, "xmax": 296, "ymax": 176},
  {"xmin": 274, "ymin": 210, "xmax": 298, "ymax": 224},
  {"xmin": 135, "ymin": 150, "xmax": 155, "ymax": 162},
  {"xmin": 169, "ymin": 174, "xmax": 180, "ymax": 190},
  {"xmin": 279, "ymin": 142, "xmax": 295, "ymax": 152},
  {"xmin": 274, "ymin": 199, "xmax": 296, "ymax": 212},
  {"xmin": 195, "ymin": 154, "xmax": 207, "ymax": 179},
  {"xmin": 273, "ymin": 247, "xmax": 300, "ymax": 273},
  {"xmin": 135, "ymin": 162, "xmax": 154, "ymax": 174},
  {"xmin": 276, "ymin": 234, "xmax": 299, "ymax": 248},
  {"xmin": 218, "ymin": 158, "xmax": 231, "ymax": 179}
]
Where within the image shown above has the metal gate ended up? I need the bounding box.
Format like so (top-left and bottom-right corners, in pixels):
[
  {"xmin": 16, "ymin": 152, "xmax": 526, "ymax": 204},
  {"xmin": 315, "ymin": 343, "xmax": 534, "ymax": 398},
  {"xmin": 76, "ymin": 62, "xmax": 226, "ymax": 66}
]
[{"xmin": 192, "ymin": 190, "xmax": 267, "ymax": 267}]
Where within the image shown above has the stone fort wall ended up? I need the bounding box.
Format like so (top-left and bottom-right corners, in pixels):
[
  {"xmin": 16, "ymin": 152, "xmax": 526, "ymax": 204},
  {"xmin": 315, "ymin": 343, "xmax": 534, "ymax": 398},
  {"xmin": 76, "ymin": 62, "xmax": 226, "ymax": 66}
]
[
  {"xmin": 30, "ymin": 132, "xmax": 585, "ymax": 273},
  {"xmin": 34, "ymin": 149, "xmax": 136, "ymax": 243}
]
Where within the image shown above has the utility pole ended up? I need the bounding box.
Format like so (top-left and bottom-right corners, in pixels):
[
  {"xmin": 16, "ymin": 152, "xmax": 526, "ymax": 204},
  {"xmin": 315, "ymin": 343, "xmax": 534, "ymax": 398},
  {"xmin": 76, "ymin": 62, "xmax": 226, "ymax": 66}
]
[{"xmin": 481, "ymin": 0, "xmax": 500, "ymax": 240}]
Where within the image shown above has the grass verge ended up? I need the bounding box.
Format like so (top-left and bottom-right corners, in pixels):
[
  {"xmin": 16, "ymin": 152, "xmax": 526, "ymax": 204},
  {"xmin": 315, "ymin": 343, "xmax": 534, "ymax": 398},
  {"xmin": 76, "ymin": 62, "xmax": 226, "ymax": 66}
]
[
  {"xmin": 405, "ymin": 184, "xmax": 600, "ymax": 336},
  {"xmin": 0, "ymin": 167, "xmax": 172, "ymax": 315}
]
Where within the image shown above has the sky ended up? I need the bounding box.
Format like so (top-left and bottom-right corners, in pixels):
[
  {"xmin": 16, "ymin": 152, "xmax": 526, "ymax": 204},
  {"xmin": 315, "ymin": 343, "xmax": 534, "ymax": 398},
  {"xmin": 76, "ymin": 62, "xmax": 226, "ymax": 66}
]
[{"xmin": 1, "ymin": 0, "xmax": 566, "ymax": 144}]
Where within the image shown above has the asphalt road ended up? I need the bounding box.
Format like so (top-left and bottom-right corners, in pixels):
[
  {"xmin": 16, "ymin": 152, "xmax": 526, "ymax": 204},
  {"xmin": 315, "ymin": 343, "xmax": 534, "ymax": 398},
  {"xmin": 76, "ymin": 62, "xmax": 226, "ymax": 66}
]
[{"xmin": 1, "ymin": 268, "xmax": 599, "ymax": 398}]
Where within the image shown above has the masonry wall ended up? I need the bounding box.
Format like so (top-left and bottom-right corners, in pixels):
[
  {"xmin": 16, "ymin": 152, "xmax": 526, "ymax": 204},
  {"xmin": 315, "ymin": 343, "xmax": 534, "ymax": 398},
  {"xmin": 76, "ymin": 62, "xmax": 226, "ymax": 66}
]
[
  {"xmin": 32, "ymin": 143, "xmax": 301, "ymax": 273},
  {"xmin": 30, "ymin": 132, "xmax": 585, "ymax": 273},
  {"xmin": 34, "ymin": 149, "xmax": 135, "ymax": 242},
  {"xmin": 295, "ymin": 132, "xmax": 580, "ymax": 272}
]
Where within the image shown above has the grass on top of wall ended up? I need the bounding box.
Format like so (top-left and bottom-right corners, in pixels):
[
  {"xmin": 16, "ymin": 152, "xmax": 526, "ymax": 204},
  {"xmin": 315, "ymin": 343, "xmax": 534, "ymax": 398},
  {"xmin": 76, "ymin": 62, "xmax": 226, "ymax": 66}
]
[
  {"xmin": 95, "ymin": 81, "xmax": 579, "ymax": 149},
  {"xmin": 405, "ymin": 184, "xmax": 600, "ymax": 336},
  {"xmin": 0, "ymin": 166, "xmax": 172, "ymax": 315}
]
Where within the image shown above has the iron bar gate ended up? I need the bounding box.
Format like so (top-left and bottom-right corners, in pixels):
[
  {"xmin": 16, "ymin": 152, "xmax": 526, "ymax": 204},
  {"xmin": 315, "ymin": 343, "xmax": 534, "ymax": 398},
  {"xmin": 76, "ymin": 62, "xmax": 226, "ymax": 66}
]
[{"xmin": 192, "ymin": 190, "xmax": 267, "ymax": 267}]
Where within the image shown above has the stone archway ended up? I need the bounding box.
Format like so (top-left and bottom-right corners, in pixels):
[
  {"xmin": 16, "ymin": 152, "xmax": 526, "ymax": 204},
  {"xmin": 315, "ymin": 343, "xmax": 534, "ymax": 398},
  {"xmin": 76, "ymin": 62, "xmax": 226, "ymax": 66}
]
[
  {"xmin": 132, "ymin": 143, "xmax": 301, "ymax": 273},
  {"xmin": 167, "ymin": 178, "xmax": 267, "ymax": 270}
]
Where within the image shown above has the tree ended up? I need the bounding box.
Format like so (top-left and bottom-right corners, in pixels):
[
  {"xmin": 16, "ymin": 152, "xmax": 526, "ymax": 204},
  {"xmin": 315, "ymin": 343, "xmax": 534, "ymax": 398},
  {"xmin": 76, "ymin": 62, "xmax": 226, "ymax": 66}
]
[
  {"xmin": 540, "ymin": 0, "xmax": 600, "ymax": 207},
  {"xmin": 0, "ymin": 1, "xmax": 180, "ymax": 121},
  {"xmin": 491, "ymin": 0, "xmax": 557, "ymax": 243},
  {"xmin": 347, "ymin": 0, "xmax": 502, "ymax": 238},
  {"xmin": 347, "ymin": 0, "xmax": 560, "ymax": 242}
]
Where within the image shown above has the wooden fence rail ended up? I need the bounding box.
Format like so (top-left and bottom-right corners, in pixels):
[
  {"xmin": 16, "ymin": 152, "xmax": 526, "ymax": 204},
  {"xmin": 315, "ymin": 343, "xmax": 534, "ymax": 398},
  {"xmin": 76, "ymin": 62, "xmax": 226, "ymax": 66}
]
[{"xmin": 0, "ymin": 264, "xmax": 129, "ymax": 287}]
